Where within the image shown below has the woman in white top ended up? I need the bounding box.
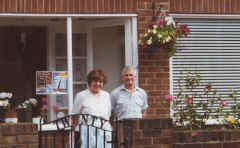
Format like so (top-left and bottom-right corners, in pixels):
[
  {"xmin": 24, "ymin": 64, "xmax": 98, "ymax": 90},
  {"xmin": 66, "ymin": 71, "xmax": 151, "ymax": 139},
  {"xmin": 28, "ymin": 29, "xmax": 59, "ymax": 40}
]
[{"xmin": 72, "ymin": 69, "xmax": 112, "ymax": 148}]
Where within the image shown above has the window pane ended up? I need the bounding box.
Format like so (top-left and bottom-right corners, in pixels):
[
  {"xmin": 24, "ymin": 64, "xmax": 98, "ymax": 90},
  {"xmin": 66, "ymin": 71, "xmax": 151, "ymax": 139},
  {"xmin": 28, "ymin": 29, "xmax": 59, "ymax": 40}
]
[
  {"xmin": 72, "ymin": 33, "xmax": 87, "ymax": 56},
  {"xmin": 73, "ymin": 59, "xmax": 87, "ymax": 82},
  {"xmin": 55, "ymin": 34, "xmax": 67, "ymax": 57}
]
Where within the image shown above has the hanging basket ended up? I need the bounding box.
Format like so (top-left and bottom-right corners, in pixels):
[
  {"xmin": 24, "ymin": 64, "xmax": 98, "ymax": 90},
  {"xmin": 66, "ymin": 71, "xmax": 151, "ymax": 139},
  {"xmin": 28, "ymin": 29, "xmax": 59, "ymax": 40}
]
[
  {"xmin": 163, "ymin": 40, "xmax": 177, "ymax": 57},
  {"xmin": 145, "ymin": 40, "xmax": 177, "ymax": 57}
]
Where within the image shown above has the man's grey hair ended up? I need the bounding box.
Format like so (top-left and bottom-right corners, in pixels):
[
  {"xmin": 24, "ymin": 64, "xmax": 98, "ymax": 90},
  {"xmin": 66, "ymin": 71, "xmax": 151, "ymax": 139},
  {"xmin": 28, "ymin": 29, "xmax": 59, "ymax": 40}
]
[{"xmin": 121, "ymin": 66, "xmax": 137, "ymax": 76}]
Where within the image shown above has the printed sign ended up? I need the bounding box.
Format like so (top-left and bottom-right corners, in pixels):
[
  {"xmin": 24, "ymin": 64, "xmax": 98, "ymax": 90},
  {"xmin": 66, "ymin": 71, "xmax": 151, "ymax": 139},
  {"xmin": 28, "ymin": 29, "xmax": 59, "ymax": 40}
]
[{"xmin": 36, "ymin": 71, "xmax": 68, "ymax": 95}]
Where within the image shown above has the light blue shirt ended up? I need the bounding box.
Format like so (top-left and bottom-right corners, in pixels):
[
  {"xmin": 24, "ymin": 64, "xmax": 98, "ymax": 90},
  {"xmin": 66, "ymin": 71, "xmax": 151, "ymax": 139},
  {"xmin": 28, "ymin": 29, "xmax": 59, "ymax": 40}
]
[{"xmin": 110, "ymin": 85, "xmax": 148, "ymax": 120}]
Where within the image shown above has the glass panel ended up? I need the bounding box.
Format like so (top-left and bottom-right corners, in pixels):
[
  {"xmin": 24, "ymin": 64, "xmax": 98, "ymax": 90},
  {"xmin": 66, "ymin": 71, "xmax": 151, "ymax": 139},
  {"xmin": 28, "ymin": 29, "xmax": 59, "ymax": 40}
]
[
  {"xmin": 72, "ymin": 33, "xmax": 87, "ymax": 57},
  {"xmin": 56, "ymin": 59, "xmax": 67, "ymax": 71},
  {"xmin": 73, "ymin": 59, "xmax": 87, "ymax": 82},
  {"xmin": 55, "ymin": 34, "xmax": 67, "ymax": 57},
  {"xmin": 54, "ymin": 32, "xmax": 87, "ymax": 116},
  {"xmin": 55, "ymin": 33, "xmax": 87, "ymax": 57},
  {"xmin": 56, "ymin": 84, "xmax": 87, "ymax": 108},
  {"xmin": 56, "ymin": 59, "xmax": 86, "ymax": 82},
  {"xmin": 56, "ymin": 95, "xmax": 68, "ymax": 108}
]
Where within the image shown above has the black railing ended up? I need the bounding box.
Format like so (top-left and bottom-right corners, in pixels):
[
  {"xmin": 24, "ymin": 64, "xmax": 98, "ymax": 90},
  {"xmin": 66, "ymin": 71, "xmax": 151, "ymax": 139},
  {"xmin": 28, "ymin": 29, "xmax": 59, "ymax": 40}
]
[{"xmin": 39, "ymin": 114, "xmax": 119, "ymax": 148}]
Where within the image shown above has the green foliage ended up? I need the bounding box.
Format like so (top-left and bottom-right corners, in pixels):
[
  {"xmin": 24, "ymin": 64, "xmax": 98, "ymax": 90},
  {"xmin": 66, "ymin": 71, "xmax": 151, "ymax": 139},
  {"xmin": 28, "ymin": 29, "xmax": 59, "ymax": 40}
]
[
  {"xmin": 138, "ymin": 12, "xmax": 190, "ymax": 57},
  {"xmin": 165, "ymin": 72, "xmax": 240, "ymax": 130}
]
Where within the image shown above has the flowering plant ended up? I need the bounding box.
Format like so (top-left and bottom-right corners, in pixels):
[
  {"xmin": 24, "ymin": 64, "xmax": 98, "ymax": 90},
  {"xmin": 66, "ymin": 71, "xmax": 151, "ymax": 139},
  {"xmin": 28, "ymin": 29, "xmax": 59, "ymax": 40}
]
[
  {"xmin": 0, "ymin": 92, "xmax": 16, "ymax": 113},
  {"xmin": 40, "ymin": 97, "xmax": 61, "ymax": 120},
  {"xmin": 41, "ymin": 97, "xmax": 48, "ymax": 117},
  {"xmin": 0, "ymin": 92, "xmax": 12, "ymax": 108},
  {"xmin": 162, "ymin": 72, "xmax": 240, "ymax": 130},
  {"xmin": 17, "ymin": 98, "xmax": 38, "ymax": 111},
  {"xmin": 139, "ymin": 13, "xmax": 190, "ymax": 57},
  {"xmin": 52, "ymin": 105, "xmax": 59, "ymax": 112}
]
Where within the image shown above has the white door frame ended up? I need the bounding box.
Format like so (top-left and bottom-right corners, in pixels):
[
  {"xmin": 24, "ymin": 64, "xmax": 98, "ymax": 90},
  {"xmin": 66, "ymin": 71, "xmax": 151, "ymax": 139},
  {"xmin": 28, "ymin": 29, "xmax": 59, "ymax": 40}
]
[{"xmin": 91, "ymin": 17, "xmax": 139, "ymax": 85}]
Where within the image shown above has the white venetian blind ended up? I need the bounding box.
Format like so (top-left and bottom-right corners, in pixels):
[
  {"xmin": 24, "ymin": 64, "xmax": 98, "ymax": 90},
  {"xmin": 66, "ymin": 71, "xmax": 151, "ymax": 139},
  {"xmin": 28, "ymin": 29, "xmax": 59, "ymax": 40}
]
[{"xmin": 171, "ymin": 18, "xmax": 240, "ymax": 113}]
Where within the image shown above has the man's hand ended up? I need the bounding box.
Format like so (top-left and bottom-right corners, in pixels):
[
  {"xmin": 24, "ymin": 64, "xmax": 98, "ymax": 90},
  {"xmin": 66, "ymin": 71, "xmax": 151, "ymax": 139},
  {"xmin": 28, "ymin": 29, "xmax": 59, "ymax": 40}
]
[
  {"xmin": 142, "ymin": 110, "xmax": 147, "ymax": 118},
  {"xmin": 71, "ymin": 116, "xmax": 78, "ymax": 131},
  {"xmin": 110, "ymin": 113, "xmax": 116, "ymax": 126}
]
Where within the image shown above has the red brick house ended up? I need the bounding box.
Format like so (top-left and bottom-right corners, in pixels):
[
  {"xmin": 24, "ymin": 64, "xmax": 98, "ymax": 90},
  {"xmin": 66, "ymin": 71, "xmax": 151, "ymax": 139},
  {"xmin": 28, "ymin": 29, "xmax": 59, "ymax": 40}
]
[{"xmin": 1, "ymin": 0, "xmax": 240, "ymax": 147}]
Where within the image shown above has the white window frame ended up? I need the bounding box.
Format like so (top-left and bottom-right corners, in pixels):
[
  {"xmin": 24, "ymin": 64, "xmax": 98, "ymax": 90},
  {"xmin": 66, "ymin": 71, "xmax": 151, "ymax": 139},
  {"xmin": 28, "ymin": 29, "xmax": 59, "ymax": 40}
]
[{"xmin": 170, "ymin": 14, "xmax": 240, "ymax": 124}]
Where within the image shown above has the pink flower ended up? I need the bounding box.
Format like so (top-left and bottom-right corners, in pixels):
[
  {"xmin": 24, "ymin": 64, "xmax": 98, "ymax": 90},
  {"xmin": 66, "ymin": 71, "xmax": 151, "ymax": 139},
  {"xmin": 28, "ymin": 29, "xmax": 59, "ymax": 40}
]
[
  {"xmin": 191, "ymin": 132, "xmax": 198, "ymax": 137},
  {"xmin": 165, "ymin": 94, "xmax": 174, "ymax": 101},
  {"xmin": 151, "ymin": 21, "xmax": 157, "ymax": 26},
  {"xmin": 157, "ymin": 18, "xmax": 164, "ymax": 23},
  {"xmin": 42, "ymin": 97, "xmax": 48, "ymax": 103},
  {"xmin": 220, "ymin": 100, "xmax": 227, "ymax": 106},
  {"xmin": 180, "ymin": 24, "xmax": 190, "ymax": 36},
  {"xmin": 184, "ymin": 97, "xmax": 193, "ymax": 104},
  {"xmin": 42, "ymin": 105, "xmax": 48, "ymax": 110},
  {"xmin": 159, "ymin": 24, "xmax": 164, "ymax": 29},
  {"xmin": 52, "ymin": 105, "xmax": 59, "ymax": 111}
]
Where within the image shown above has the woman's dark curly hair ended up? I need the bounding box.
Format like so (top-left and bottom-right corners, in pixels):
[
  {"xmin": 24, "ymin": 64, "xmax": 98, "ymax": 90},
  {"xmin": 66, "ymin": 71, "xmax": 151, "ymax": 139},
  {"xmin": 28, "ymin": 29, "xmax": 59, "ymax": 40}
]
[{"xmin": 87, "ymin": 69, "xmax": 107, "ymax": 86}]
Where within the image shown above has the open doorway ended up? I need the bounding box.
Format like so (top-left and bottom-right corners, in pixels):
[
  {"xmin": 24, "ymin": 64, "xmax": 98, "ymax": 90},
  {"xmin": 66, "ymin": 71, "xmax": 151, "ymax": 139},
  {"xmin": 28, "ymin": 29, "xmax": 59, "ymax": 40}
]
[
  {"xmin": 93, "ymin": 25, "xmax": 125, "ymax": 92},
  {"xmin": 0, "ymin": 27, "xmax": 47, "ymax": 105}
]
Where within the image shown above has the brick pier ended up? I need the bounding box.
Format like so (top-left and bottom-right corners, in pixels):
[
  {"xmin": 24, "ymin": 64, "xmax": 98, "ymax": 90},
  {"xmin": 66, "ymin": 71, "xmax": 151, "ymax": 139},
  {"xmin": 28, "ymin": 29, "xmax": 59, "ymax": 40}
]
[{"xmin": 0, "ymin": 123, "xmax": 38, "ymax": 148}]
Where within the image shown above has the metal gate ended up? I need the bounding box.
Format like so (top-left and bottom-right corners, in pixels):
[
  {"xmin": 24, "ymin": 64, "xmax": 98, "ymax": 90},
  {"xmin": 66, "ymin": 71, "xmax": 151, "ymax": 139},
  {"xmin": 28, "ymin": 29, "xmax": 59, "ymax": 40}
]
[{"xmin": 39, "ymin": 114, "xmax": 121, "ymax": 148}]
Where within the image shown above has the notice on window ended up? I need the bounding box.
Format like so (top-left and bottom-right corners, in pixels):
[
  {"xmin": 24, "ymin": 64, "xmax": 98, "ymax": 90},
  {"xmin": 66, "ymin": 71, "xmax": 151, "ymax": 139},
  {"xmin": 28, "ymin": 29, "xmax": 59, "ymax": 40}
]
[{"xmin": 36, "ymin": 71, "xmax": 68, "ymax": 95}]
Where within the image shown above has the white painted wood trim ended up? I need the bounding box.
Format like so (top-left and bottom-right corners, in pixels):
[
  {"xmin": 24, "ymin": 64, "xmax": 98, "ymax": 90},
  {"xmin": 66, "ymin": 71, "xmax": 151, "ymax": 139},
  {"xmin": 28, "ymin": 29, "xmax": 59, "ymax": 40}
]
[
  {"xmin": 91, "ymin": 19, "xmax": 126, "ymax": 28},
  {"xmin": 170, "ymin": 14, "xmax": 240, "ymax": 19},
  {"xmin": 169, "ymin": 57, "xmax": 174, "ymax": 117},
  {"xmin": 67, "ymin": 17, "xmax": 74, "ymax": 116},
  {"xmin": 0, "ymin": 13, "xmax": 138, "ymax": 18},
  {"xmin": 86, "ymin": 26, "xmax": 94, "ymax": 74},
  {"xmin": 47, "ymin": 23, "xmax": 57, "ymax": 121},
  {"xmin": 124, "ymin": 18, "xmax": 132, "ymax": 66},
  {"xmin": 131, "ymin": 16, "xmax": 139, "ymax": 86}
]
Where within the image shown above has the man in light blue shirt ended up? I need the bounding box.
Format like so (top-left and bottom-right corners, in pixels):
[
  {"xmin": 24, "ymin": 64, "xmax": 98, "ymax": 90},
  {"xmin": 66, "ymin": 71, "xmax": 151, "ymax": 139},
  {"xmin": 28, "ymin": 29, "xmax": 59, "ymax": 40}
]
[{"xmin": 110, "ymin": 66, "xmax": 148, "ymax": 120}]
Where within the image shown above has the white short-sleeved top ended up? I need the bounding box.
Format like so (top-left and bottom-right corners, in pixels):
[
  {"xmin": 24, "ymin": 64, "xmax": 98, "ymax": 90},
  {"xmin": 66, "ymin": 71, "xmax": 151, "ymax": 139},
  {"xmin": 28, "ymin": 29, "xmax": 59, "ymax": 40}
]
[{"xmin": 72, "ymin": 89, "xmax": 111, "ymax": 121}]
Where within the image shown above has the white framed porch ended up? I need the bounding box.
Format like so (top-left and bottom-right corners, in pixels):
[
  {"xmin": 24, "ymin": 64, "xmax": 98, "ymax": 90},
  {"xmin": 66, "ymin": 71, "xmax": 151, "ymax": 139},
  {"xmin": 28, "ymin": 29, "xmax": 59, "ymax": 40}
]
[{"xmin": 0, "ymin": 13, "xmax": 139, "ymax": 121}]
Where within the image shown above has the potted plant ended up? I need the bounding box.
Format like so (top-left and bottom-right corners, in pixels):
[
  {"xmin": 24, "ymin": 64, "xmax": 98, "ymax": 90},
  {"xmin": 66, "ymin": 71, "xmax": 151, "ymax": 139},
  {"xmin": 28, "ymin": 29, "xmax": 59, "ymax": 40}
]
[
  {"xmin": 5, "ymin": 111, "xmax": 18, "ymax": 123},
  {"xmin": 32, "ymin": 97, "xmax": 48, "ymax": 125},
  {"xmin": 0, "ymin": 92, "xmax": 11, "ymax": 122},
  {"xmin": 0, "ymin": 92, "xmax": 17, "ymax": 123},
  {"xmin": 138, "ymin": 12, "xmax": 190, "ymax": 57},
  {"xmin": 17, "ymin": 98, "xmax": 38, "ymax": 122}
]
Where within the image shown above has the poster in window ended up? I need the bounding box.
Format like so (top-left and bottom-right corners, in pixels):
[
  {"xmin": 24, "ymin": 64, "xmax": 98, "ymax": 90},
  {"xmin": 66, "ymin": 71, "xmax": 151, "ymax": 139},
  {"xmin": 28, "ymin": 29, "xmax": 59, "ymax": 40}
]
[{"xmin": 36, "ymin": 71, "xmax": 68, "ymax": 95}]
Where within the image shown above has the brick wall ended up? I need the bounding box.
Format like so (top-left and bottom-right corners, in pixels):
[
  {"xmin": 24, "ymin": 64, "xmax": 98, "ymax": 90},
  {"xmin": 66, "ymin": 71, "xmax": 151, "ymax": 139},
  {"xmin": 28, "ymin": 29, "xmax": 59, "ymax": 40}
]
[
  {"xmin": 120, "ymin": 118, "xmax": 240, "ymax": 148},
  {"xmin": 0, "ymin": 123, "xmax": 38, "ymax": 148},
  {"xmin": 118, "ymin": 118, "xmax": 173, "ymax": 148},
  {"xmin": 0, "ymin": 0, "xmax": 138, "ymax": 13},
  {"xmin": 2, "ymin": 0, "xmax": 240, "ymax": 15},
  {"xmin": 170, "ymin": 0, "xmax": 240, "ymax": 14},
  {"xmin": 137, "ymin": 0, "xmax": 171, "ymax": 118},
  {"xmin": 173, "ymin": 129, "xmax": 240, "ymax": 148},
  {"xmin": 39, "ymin": 130, "xmax": 69, "ymax": 148}
]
